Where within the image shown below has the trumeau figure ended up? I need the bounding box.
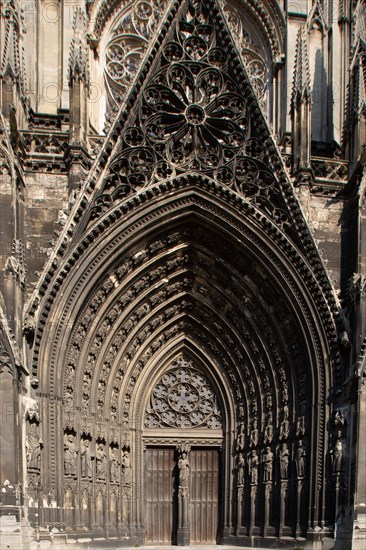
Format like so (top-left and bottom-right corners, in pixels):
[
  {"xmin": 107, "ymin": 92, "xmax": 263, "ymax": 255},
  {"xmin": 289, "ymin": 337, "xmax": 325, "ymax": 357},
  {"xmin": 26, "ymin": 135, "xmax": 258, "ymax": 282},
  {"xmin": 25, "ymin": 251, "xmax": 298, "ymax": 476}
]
[
  {"xmin": 178, "ymin": 451, "xmax": 190, "ymax": 488},
  {"xmin": 64, "ymin": 434, "xmax": 78, "ymax": 476},
  {"xmin": 295, "ymin": 440, "xmax": 306, "ymax": 478},
  {"xmin": 280, "ymin": 443, "xmax": 289, "ymax": 479}
]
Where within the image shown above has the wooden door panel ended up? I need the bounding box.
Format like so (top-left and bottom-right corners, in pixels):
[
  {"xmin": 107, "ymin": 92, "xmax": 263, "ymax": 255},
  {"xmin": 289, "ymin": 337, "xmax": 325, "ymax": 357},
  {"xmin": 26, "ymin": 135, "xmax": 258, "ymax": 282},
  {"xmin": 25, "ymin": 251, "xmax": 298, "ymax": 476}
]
[
  {"xmin": 145, "ymin": 448, "xmax": 175, "ymax": 545},
  {"xmin": 190, "ymin": 449, "xmax": 219, "ymax": 544}
]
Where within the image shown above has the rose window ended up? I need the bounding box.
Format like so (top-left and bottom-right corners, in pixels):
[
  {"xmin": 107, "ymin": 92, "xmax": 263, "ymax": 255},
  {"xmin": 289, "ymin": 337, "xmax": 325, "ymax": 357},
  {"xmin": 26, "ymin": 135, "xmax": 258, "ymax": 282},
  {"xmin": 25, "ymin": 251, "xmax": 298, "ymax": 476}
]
[
  {"xmin": 145, "ymin": 358, "xmax": 222, "ymax": 429},
  {"xmin": 97, "ymin": 0, "xmax": 289, "ymax": 232}
]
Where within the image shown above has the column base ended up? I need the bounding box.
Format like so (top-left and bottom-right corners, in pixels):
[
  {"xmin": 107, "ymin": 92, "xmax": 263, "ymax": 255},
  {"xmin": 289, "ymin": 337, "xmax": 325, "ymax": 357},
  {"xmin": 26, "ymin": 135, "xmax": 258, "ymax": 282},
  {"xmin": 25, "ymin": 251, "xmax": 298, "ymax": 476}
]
[{"xmin": 177, "ymin": 526, "xmax": 190, "ymax": 546}]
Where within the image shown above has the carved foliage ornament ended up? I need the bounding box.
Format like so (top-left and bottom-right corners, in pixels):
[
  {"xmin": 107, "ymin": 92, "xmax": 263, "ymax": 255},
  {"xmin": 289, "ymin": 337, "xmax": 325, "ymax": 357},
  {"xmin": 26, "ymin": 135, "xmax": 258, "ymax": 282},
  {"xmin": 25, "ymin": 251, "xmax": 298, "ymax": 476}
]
[
  {"xmin": 145, "ymin": 356, "xmax": 222, "ymax": 429},
  {"xmin": 95, "ymin": 0, "xmax": 289, "ymax": 229}
]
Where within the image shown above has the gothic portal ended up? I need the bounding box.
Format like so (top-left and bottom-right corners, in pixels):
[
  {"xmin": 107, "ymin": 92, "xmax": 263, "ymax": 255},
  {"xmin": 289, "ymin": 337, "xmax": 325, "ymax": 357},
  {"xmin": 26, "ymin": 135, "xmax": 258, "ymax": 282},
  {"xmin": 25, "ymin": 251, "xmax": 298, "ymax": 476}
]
[{"xmin": 1, "ymin": 0, "xmax": 366, "ymax": 548}]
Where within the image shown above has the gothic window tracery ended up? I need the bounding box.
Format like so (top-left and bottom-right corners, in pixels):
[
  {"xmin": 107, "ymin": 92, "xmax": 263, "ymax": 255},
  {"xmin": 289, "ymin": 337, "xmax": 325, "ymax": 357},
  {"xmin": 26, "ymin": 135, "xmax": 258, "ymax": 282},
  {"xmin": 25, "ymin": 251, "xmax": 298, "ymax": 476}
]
[
  {"xmin": 103, "ymin": 0, "xmax": 273, "ymax": 126},
  {"xmin": 145, "ymin": 356, "xmax": 222, "ymax": 429}
]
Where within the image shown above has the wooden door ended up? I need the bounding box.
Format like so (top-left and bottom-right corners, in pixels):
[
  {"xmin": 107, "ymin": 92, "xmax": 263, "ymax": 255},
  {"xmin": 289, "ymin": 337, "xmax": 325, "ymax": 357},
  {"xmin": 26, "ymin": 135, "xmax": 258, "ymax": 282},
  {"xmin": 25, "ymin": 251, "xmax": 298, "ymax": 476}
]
[
  {"xmin": 145, "ymin": 447, "xmax": 176, "ymax": 545},
  {"xmin": 190, "ymin": 448, "xmax": 219, "ymax": 544},
  {"xmin": 144, "ymin": 446, "xmax": 219, "ymax": 545}
]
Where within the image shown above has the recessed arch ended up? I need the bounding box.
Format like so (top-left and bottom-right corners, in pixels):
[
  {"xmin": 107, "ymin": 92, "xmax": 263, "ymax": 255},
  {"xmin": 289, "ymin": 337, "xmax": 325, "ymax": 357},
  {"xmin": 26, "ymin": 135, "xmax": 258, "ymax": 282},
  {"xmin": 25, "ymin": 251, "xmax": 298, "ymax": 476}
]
[{"xmin": 27, "ymin": 175, "xmax": 340, "ymax": 543}]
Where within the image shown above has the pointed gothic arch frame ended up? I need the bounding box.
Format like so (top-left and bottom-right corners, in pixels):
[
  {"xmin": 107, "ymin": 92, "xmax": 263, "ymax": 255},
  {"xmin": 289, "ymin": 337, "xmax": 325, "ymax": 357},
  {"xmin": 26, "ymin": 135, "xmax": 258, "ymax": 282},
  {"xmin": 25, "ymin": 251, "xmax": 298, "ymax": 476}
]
[{"xmin": 26, "ymin": 174, "xmax": 342, "ymax": 540}]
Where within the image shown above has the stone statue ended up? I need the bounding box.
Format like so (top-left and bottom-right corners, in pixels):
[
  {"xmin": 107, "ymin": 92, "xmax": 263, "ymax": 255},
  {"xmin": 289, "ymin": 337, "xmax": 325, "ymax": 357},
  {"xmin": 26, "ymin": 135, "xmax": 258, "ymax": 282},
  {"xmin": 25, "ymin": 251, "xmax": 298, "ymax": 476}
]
[
  {"xmin": 96, "ymin": 443, "xmax": 107, "ymax": 480},
  {"xmin": 248, "ymin": 449, "xmax": 259, "ymax": 484},
  {"xmin": 296, "ymin": 401, "xmax": 306, "ymax": 436},
  {"xmin": 25, "ymin": 423, "xmax": 41, "ymax": 470},
  {"xmin": 280, "ymin": 443, "xmax": 289, "ymax": 479},
  {"xmin": 64, "ymin": 434, "xmax": 78, "ymax": 476},
  {"xmin": 121, "ymin": 450, "xmax": 132, "ymax": 485},
  {"xmin": 330, "ymin": 438, "xmax": 344, "ymax": 474},
  {"xmin": 237, "ymin": 452, "xmax": 245, "ymax": 485},
  {"xmin": 178, "ymin": 451, "xmax": 190, "ymax": 488},
  {"xmin": 263, "ymin": 417, "xmax": 273, "ymax": 444},
  {"xmin": 236, "ymin": 422, "xmax": 245, "ymax": 452},
  {"xmin": 80, "ymin": 439, "xmax": 93, "ymax": 478},
  {"xmin": 110, "ymin": 447, "xmax": 120, "ymax": 482},
  {"xmin": 295, "ymin": 440, "xmax": 306, "ymax": 478},
  {"xmin": 250, "ymin": 419, "xmax": 258, "ymax": 447},
  {"xmin": 262, "ymin": 446, "xmax": 274, "ymax": 482}
]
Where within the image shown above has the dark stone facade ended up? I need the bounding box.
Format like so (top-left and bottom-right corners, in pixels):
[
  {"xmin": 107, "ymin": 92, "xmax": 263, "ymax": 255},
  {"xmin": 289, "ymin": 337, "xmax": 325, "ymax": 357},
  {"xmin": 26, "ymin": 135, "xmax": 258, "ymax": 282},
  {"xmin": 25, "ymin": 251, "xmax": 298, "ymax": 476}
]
[{"xmin": 0, "ymin": 0, "xmax": 366, "ymax": 548}]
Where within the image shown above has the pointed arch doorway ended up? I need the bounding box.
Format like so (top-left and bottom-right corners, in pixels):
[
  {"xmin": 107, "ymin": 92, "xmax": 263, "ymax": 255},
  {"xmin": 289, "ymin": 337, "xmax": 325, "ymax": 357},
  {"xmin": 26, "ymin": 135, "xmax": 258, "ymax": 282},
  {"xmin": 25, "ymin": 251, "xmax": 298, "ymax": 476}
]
[{"xmin": 142, "ymin": 356, "xmax": 224, "ymax": 546}]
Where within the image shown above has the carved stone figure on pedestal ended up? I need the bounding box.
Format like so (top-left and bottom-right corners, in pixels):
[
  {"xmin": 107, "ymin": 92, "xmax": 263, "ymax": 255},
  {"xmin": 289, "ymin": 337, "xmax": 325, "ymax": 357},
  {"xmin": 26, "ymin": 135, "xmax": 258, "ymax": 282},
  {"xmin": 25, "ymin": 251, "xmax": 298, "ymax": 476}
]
[
  {"xmin": 110, "ymin": 447, "xmax": 120, "ymax": 482},
  {"xmin": 280, "ymin": 443, "xmax": 289, "ymax": 479},
  {"xmin": 64, "ymin": 434, "xmax": 78, "ymax": 477},
  {"xmin": 236, "ymin": 422, "xmax": 245, "ymax": 452},
  {"xmin": 250, "ymin": 418, "xmax": 258, "ymax": 447},
  {"xmin": 80, "ymin": 439, "xmax": 93, "ymax": 479},
  {"xmin": 263, "ymin": 417, "xmax": 273, "ymax": 444},
  {"xmin": 121, "ymin": 450, "xmax": 131, "ymax": 485},
  {"xmin": 296, "ymin": 401, "xmax": 306, "ymax": 436},
  {"xmin": 237, "ymin": 452, "xmax": 245, "ymax": 485},
  {"xmin": 96, "ymin": 443, "xmax": 107, "ymax": 480},
  {"xmin": 25, "ymin": 423, "xmax": 41, "ymax": 471},
  {"xmin": 248, "ymin": 449, "xmax": 259, "ymax": 484},
  {"xmin": 330, "ymin": 438, "xmax": 344, "ymax": 474},
  {"xmin": 280, "ymin": 409, "xmax": 290, "ymax": 440},
  {"xmin": 295, "ymin": 440, "xmax": 306, "ymax": 478},
  {"xmin": 262, "ymin": 446, "xmax": 273, "ymax": 482},
  {"xmin": 178, "ymin": 451, "xmax": 190, "ymax": 488}
]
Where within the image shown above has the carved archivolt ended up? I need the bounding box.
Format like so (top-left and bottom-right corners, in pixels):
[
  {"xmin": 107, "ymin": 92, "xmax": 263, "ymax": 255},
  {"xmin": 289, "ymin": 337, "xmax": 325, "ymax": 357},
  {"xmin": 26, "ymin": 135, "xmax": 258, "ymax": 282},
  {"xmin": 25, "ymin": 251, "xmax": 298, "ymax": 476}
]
[{"xmin": 145, "ymin": 356, "xmax": 222, "ymax": 429}]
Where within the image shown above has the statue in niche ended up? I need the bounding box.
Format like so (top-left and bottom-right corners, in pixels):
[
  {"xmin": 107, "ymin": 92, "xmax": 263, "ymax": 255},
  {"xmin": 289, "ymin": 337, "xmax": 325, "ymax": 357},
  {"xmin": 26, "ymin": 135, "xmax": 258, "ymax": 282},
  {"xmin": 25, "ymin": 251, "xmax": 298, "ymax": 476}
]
[
  {"xmin": 64, "ymin": 434, "xmax": 78, "ymax": 476},
  {"xmin": 96, "ymin": 443, "xmax": 107, "ymax": 480},
  {"xmin": 237, "ymin": 452, "xmax": 245, "ymax": 485},
  {"xmin": 250, "ymin": 418, "xmax": 259, "ymax": 447},
  {"xmin": 236, "ymin": 422, "xmax": 245, "ymax": 452},
  {"xmin": 80, "ymin": 439, "xmax": 93, "ymax": 479},
  {"xmin": 279, "ymin": 443, "xmax": 289, "ymax": 479},
  {"xmin": 121, "ymin": 450, "xmax": 132, "ymax": 485},
  {"xmin": 296, "ymin": 400, "xmax": 306, "ymax": 436},
  {"xmin": 330, "ymin": 438, "xmax": 344, "ymax": 474},
  {"xmin": 295, "ymin": 440, "xmax": 306, "ymax": 478},
  {"xmin": 110, "ymin": 448, "xmax": 120, "ymax": 483},
  {"xmin": 25, "ymin": 422, "xmax": 41, "ymax": 470},
  {"xmin": 280, "ymin": 411, "xmax": 290, "ymax": 440},
  {"xmin": 334, "ymin": 410, "xmax": 345, "ymax": 428},
  {"xmin": 262, "ymin": 446, "xmax": 274, "ymax": 482},
  {"xmin": 178, "ymin": 451, "xmax": 190, "ymax": 488},
  {"xmin": 248, "ymin": 449, "xmax": 259, "ymax": 485},
  {"xmin": 263, "ymin": 416, "xmax": 273, "ymax": 444}
]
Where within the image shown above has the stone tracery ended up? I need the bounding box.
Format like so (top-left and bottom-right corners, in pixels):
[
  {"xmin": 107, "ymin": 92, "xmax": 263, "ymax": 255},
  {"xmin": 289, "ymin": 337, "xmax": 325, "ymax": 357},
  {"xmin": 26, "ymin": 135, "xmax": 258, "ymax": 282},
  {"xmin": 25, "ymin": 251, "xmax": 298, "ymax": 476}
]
[{"xmin": 145, "ymin": 356, "xmax": 222, "ymax": 429}]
